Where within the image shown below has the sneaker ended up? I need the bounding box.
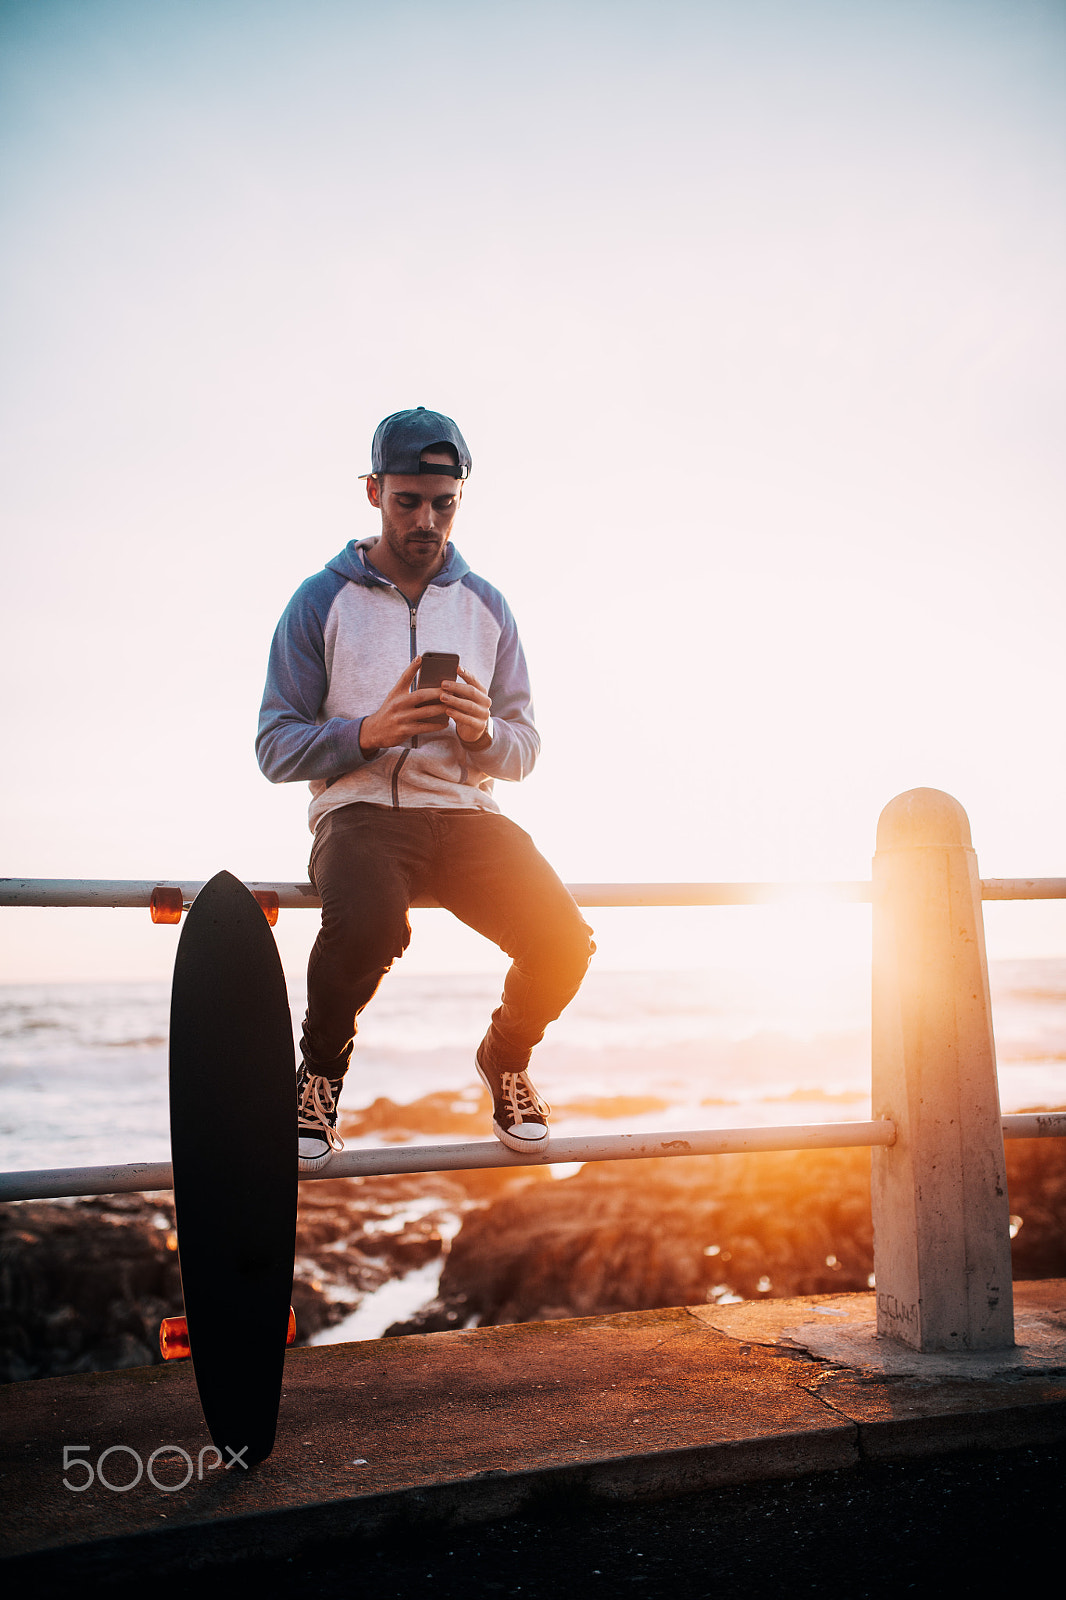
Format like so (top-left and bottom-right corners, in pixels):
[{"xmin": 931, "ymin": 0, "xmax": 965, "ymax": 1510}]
[
  {"xmin": 297, "ymin": 1064, "xmax": 344, "ymax": 1172},
  {"xmin": 476, "ymin": 1042, "xmax": 550, "ymax": 1153}
]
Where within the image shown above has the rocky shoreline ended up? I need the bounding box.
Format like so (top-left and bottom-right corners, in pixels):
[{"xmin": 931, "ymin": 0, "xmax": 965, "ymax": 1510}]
[
  {"xmin": 3, "ymin": 1092, "xmax": 1064, "ymax": 1382},
  {"xmin": 390, "ymin": 1130, "xmax": 1066, "ymax": 1335},
  {"xmin": 0, "ymin": 1174, "xmax": 483, "ymax": 1382}
]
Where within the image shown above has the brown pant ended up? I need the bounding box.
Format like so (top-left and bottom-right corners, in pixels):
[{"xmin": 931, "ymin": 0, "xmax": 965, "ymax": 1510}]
[{"xmin": 302, "ymin": 803, "xmax": 594, "ymax": 1079}]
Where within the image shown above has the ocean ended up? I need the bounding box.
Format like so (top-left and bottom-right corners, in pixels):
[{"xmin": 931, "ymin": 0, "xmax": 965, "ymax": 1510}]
[{"xmin": 2, "ymin": 959, "xmax": 1064, "ymax": 1173}]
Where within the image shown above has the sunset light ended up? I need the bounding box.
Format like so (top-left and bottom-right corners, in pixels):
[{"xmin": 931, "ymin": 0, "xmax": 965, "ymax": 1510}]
[
  {"xmin": 1, "ymin": 0, "xmax": 1062, "ymax": 989},
  {"xmin": 1, "ymin": 13, "xmax": 1064, "ymax": 1582}
]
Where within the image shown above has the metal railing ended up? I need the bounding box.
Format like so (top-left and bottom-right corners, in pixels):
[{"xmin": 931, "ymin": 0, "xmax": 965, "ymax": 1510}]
[
  {"xmin": 4, "ymin": 875, "xmax": 1066, "ymax": 910},
  {"xmin": 5, "ymin": 1114, "xmax": 1066, "ymax": 1205},
  {"xmin": 2, "ymin": 867, "xmax": 1063, "ymax": 1203},
  {"xmin": 2, "ymin": 791, "xmax": 1065, "ymax": 1355}
]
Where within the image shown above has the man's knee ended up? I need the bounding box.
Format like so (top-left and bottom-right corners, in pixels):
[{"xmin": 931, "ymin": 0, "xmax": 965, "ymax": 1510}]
[
  {"xmin": 564, "ymin": 920, "xmax": 595, "ymax": 991},
  {"xmin": 529, "ymin": 911, "xmax": 594, "ymax": 996},
  {"xmin": 316, "ymin": 894, "xmax": 411, "ymax": 973}
]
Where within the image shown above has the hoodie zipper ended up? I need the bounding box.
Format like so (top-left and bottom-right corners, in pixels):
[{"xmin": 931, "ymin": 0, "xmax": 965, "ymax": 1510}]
[{"xmin": 389, "ymin": 594, "xmax": 421, "ymax": 808}]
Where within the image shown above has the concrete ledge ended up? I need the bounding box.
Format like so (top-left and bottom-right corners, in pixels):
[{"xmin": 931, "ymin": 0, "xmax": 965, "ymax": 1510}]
[{"xmin": 2, "ymin": 1284, "xmax": 1064, "ymax": 1588}]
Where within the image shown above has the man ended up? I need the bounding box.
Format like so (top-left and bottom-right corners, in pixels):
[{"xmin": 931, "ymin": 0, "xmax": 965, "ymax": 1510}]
[{"xmin": 257, "ymin": 407, "xmax": 594, "ymax": 1171}]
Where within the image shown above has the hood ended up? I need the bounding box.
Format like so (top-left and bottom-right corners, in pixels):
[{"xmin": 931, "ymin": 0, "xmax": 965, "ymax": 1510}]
[{"xmin": 324, "ymin": 538, "xmax": 471, "ymax": 589}]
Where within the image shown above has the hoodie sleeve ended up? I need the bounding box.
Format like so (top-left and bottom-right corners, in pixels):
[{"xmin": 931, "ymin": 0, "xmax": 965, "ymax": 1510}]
[
  {"xmin": 255, "ymin": 571, "xmax": 378, "ymax": 783},
  {"xmin": 462, "ymin": 579, "xmax": 541, "ymax": 783}
]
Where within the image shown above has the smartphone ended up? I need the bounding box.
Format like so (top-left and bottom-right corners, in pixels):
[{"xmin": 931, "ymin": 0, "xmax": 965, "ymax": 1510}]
[{"xmin": 416, "ymin": 652, "xmax": 460, "ymax": 730}]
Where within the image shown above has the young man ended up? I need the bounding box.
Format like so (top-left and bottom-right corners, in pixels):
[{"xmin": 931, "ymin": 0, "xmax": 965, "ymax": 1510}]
[{"xmin": 257, "ymin": 407, "xmax": 594, "ymax": 1171}]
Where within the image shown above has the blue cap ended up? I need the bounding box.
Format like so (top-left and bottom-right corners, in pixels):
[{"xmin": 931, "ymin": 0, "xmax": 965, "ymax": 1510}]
[{"xmin": 369, "ymin": 407, "xmax": 472, "ymax": 479}]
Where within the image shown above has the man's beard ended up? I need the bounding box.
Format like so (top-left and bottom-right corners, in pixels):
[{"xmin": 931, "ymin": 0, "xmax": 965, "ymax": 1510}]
[{"xmin": 379, "ymin": 516, "xmax": 447, "ymax": 572}]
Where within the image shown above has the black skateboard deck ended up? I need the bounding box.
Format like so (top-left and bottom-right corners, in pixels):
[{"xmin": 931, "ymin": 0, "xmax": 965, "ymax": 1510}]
[{"xmin": 168, "ymin": 870, "xmax": 297, "ymax": 1465}]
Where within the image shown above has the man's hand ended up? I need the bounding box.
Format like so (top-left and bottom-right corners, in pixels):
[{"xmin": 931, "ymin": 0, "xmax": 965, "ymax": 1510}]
[
  {"xmin": 440, "ymin": 667, "xmax": 493, "ymax": 746},
  {"xmin": 358, "ymin": 659, "xmax": 456, "ymax": 754}
]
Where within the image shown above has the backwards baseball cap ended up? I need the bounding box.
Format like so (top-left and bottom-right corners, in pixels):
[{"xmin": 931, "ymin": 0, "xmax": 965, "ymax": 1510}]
[{"xmin": 366, "ymin": 407, "xmax": 472, "ymax": 480}]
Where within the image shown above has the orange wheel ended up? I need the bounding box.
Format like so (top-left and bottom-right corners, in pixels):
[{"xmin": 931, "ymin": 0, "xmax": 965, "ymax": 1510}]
[
  {"xmin": 159, "ymin": 1315, "xmax": 190, "ymax": 1360},
  {"xmin": 253, "ymin": 889, "xmax": 280, "ymax": 926},
  {"xmin": 160, "ymin": 1307, "xmax": 294, "ymax": 1360},
  {"xmin": 150, "ymin": 886, "xmax": 184, "ymax": 925}
]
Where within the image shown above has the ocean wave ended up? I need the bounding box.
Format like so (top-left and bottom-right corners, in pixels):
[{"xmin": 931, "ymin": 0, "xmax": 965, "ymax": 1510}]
[{"xmin": 0, "ymin": 962, "xmax": 1063, "ymax": 1172}]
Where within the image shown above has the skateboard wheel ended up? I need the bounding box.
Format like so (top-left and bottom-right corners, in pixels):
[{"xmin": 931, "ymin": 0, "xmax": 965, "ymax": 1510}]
[
  {"xmin": 150, "ymin": 886, "xmax": 184, "ymax": 924},
  {"xmin": 252, "ymin": 889, "xmax": 280, "ymax": 926},
  {"xmin": 159, "ymin": 1307, "xmax": 296, "ymax": 1361},
  {"xmin": 159, "ymin": 1314, "xmax": 191, "ymax": 1360}
]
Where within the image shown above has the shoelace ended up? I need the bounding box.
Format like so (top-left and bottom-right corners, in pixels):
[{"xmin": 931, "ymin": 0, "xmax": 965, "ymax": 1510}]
[
  {"xmin": 298, "ymin": 1075, "xmax": 345, "ymax": 1153},
  {"xmin": 501, "ymin": 1071, "xmax": 550, "ymax": 1123}
]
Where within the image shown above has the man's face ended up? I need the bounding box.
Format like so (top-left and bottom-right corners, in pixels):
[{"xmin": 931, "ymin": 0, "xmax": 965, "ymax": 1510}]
[{"xmin": 366, "ymin": 452, "xmax": 462, "ymax": 577}]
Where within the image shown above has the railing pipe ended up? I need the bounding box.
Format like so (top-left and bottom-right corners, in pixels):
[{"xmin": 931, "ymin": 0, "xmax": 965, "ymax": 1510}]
[
  {"xmin": 2, "ymin": 1114, "xmax": 1061, "ymax": 1204},
  {"xmin": 2, "ymin": 876, "xmax": 1065, "ymax": 910},
  {"xmin": 979, "ymin": 878, "xmax": 1066, "ymax": 900},
  {"xmin": 0, "ymin": 1120, "xmax": 895, "ymax": 1202}
]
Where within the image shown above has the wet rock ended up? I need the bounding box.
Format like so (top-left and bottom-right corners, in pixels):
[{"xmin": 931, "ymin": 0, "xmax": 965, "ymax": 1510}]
[
  {"xmin": 555, "ymin": 1094, "xmax": 671, "ymax": 1120},
  {"xmin": 291, "ymin": 1173, "xmax": 473, "ymax": 1338},
  {"xmin": 430, "ymin": 1132, "xmax": 1066, "ymax": 1329},
  {"xmin": 341, "ymin": 1088, "xmax": 671, "ymax": 1141},
  {"xmin": 0, "ymin": 1194, "xmax": 183, "ymax": 1381},
  {"xmin": 1003, "ymin": 1123, "xmax": 1066, "ymax": 1278},
  {"xmin": 384, "ymin": 1296, "xmax": 471, "ymax": 1337},
  {"xmin": 438, "ymin": 1149, "xmax": 874, "ymax": 1327},
  {"xmin": 340, "ymin": 1090, "xmax": 488, "ymax": 1142},
  {"xmin": 0, "ymin": 1173, "xmax": 478, "ymax": 1378}
]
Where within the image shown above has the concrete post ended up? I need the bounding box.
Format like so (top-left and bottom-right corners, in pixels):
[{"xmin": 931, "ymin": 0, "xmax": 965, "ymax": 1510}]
[{"xmin": 870, "ymin": 788, "xmax": 1014, "ymax": 1352}]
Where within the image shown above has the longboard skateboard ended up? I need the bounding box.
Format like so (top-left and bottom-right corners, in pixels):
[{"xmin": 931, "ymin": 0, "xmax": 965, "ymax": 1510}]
[{"xmin": 168, "ymin": 870, "xmax": 297, "ymax": 1465}]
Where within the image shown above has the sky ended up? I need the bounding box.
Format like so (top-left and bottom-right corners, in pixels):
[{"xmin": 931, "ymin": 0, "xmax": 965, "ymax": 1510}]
[{"xmin": 1, "ymin": 0, "xmax": 1064, "ymax": 982}]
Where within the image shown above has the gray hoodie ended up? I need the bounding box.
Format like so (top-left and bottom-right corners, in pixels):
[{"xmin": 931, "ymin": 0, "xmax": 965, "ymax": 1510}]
[{"xmin": 256, "ymin": 539, "xmax": 540, "ymax": 831}]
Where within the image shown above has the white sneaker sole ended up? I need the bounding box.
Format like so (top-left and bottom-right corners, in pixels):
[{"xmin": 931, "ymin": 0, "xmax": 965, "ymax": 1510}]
[
  {"xmin": 298, "ymin": 1143, "xmax": 335, "ymax": 1173},
  {"xmin": 491, "ymin": 1118, "xmax": 550, "ymax": 1154}
]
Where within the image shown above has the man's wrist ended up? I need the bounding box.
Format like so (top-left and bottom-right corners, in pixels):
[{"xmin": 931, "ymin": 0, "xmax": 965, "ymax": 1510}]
[
  {"xmin": 357, "ymin": 714, "xmax": 381, "ymax": 758},
  {"xmin": 459, "ymin": 717, "xmax": 493, "ymax": 752}
]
